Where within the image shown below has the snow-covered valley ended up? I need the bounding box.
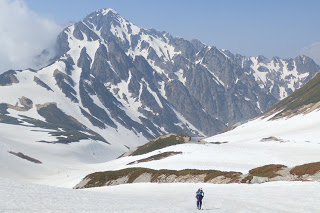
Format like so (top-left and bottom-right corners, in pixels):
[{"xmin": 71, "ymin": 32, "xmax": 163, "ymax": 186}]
[
  {"xmin": 2, "ymin": 109, "xmax": 320, "ymax": 187},
  {"xmin": 39, "ymin": 109, "xmax": 320, "ymax": 188},
  {"xmin": 1, "ymin": 104, "xmax": 320, "ymax": 212},
  {"xmin": 1, "ymin": 6, "xmax": 320, "ymax": 213}
]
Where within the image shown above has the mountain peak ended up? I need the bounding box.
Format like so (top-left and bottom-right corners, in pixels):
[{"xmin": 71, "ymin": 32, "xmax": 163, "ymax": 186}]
[
  {"xmin": 99, "ymin": 8, "xmax": 118, "ymax": 16},
  {"xmin": 85, "ymin": 8, "xmax": 122, "ymax": 23}
]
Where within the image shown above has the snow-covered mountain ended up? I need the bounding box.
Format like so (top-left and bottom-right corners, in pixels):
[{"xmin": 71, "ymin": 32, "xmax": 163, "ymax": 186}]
[
  {"xmin": 4, "ymin": 70, "xmax": 318, "ymax": 187},
  {"xmin": 0, "ymin": 8, "xmax": 319, "ymax": 162},
  {"xmin": 1, "ymin": 8, "xmax": 320, "ymax": 211}
]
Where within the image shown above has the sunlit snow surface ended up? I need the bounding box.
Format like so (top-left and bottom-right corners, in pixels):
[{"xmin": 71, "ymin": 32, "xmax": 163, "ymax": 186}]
[
  {"xmin": 110, "ymin": 109, "xmax": 320, "ymax": 174},
  {"xmin": 1, "ymin": 178, "xmax": 320, "ymax": 213},
  {"xmin": 1, "ymin": 94, "xmax": 320, "ymax": 212},
  {"xmin": 2, "ymin": 108, "xmax": 320, "ymax": 188}
]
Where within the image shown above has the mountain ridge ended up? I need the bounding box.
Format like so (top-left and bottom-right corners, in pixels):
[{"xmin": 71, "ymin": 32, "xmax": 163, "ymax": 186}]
[{"xmin": 0, "ymin": 8, "xmax": 319, "ymax": 153}]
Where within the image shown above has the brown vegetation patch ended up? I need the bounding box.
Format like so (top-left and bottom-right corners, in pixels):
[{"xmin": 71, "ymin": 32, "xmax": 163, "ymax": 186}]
[
  {"xmin": 249, "ymin": 164, "xmax": 287, "ymax": 178},
  {"xmin": 130, "ymin": 133, "xmax": 189, "ymax": 156},
  {"xmin": 8, "ymin": 151, "xmax": 42, "ymax": 164},
  {"xmin": 5, "ymin": 97, "xmax": 33, "ymax": 112},
  {"xmin": 127, "ymin": 152, "xmax": 182, "ymax": 165},
  {"xmin": 290, "ymin": 162, "xmax": 320, "ymax": 176},
  {"xmin": 19, "ymin": 96, "xmax": 33, "ymax": 110},
  {"xmin": 78, "ymin": 168, "xmax": 242, "ymax": 188},
  {"xmin": 76, "ymin": 162, "xmax": 320, "ymax": 188}
]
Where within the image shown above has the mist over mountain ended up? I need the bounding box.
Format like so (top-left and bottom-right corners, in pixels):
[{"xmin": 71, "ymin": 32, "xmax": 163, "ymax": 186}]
[{"xmin": 0, "ymin": 0, "xmax": 62, "ymax": 73}]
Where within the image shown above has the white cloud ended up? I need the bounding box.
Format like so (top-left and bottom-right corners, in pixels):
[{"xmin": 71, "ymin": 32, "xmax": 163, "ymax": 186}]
[
  {"xmin": 300, "ymin": 42, "xmax": 320, "ymax": 66},
  {"xmin": 0, "ymin": 0, "xmax": 62, "ymax": 73}
]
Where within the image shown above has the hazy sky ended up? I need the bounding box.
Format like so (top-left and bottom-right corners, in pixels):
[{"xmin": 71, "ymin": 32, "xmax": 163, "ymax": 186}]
[{"xmin": 1, "ymin": 0, "xmax": 319, "ymax": 72}]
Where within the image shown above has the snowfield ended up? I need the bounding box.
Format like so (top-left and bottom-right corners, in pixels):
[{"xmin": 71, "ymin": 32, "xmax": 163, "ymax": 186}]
[
  {"xmin": 1, "ymin": 178, "xmax": 319, "ymax": 213},
  {"xmin": 206, "ymin": 110, "xmax": 320, "ymax": 146},
  {"xmin": 1, "ymin": 90, "xmax": 320, "ymax": 212},
  {"xmin": 1, "ymin": 110, "xmax": 320, "ymax": 212},
  {"xmin": 1, "ymin": 106, "xmax": 320, "ymax": 187},
  {"xmin": 59, "ymin": 109, "xmax": 320, "ymax": 178}
]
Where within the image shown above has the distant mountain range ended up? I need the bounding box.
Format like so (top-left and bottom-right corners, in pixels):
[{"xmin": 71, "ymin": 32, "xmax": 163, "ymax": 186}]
[{"xmin": 0, "ymin": 8, "xmax": 319, "ymax": 152}]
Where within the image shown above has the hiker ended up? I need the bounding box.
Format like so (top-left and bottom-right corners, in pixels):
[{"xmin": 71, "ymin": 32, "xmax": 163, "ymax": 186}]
[{"xmin": 195, "ymin": 188, "xmax": 204, "ymax": 210}]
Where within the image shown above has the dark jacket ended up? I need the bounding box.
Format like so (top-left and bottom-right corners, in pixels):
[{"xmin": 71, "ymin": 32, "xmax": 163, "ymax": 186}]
[{"xmin": 196, "ymin": 189, "xmax": 204, "ymax": 200}]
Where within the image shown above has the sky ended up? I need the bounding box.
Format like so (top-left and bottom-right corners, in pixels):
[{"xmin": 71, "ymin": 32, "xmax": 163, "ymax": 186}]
[{"xmin": 0, "ymin": 0, "xmax": 319, "ymax": 72}]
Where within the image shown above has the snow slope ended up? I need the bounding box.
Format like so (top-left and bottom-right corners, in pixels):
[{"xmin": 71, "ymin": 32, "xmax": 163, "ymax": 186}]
[
  {"xmin": 11, "ymin": 111, "xmax": 313, "ymax": 190},
  {"xmin": 0, "ymin": 121, "xmax": 124, "ymax": 183},
  {"xmin": 1, "ymin": 108, "xmax": 320, "ymax": 213},
  {"xmin": 1, "ymin": 178, "xmax": 320, "ymax": 213},
  {"xmin": 3, "ymin": 109, "xmax": 320, "ymax": 187},
  {"xmin": 1, "ymin": 90, "xmax": 320, "ymax": 213},
  {"xmin": 205, "ymin": 110, "xmax": 320, "ymax": 146},
  {"xmin": 80, "ymin": 109, "xmax": 320, "ymax": 174}
]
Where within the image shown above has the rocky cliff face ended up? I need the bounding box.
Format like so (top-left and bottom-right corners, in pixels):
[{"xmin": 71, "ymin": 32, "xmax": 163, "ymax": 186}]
[{"xmin": 0, "ymin": 8, "xmax": 319, "ymax": 150}]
